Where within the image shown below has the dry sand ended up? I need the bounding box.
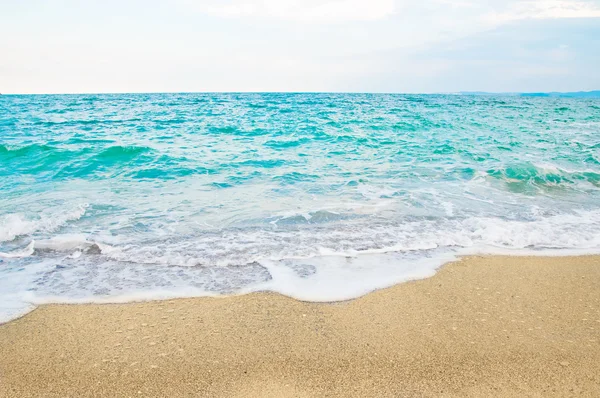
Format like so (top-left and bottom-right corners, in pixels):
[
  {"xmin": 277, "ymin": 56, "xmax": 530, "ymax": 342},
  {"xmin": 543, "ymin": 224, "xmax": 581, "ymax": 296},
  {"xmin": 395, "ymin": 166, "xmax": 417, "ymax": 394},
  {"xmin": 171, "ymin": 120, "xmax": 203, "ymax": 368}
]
[{"xmin": 1, "ymin": 255, "xmax": 599, "ymax": 397}]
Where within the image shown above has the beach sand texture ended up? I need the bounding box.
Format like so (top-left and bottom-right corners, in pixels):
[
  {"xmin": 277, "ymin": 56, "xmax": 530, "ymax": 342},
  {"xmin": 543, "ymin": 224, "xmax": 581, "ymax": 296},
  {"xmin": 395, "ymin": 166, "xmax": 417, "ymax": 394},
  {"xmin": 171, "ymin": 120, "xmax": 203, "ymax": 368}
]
[{"xmin": 1, "ymin": 255, "xmax": 599, "ymax": 397}]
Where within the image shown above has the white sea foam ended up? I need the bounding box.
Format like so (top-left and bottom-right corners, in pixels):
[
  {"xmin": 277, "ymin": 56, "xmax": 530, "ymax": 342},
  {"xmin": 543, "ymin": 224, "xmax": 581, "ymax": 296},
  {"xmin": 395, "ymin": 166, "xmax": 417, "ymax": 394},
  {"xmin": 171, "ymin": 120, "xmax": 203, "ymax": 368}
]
[
  {"xmin": 531, "ymin": 162, "xmax": 599, "ymax": 175},
  {"xmin": 35, "ymin": 234, "xmax": 111, "ymax": 252},
  {"xmin": 0, "ymin": 241, "xmax": 35, "ymax": 258},
  {"xmin": 0, "ymin": 204, "xmax": 88, "ymax": 242},
  {"xmin": 0, "ymin": 235, "xmax": 112, "ymax": 259},
  {"xmin": 255, "ymin": 253, "xmax": 451, "ymax": 302},
  {"xmin": 1, "ymin": 208, "xmax": 600, "ymax": 324},
  {"xmin": 0, "ymin": 296, "xmax": 37, "ymax": 323}
]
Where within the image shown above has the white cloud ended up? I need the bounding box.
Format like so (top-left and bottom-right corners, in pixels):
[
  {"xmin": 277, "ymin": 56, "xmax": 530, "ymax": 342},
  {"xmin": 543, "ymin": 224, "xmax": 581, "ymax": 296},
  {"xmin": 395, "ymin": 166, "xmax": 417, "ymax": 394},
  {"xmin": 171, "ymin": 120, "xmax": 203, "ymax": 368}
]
[
  {"xmin": 485, "ymin": 0, "xmax": 600, "ymax": 24},
  {"xmin": 526, "ymin": 0, "xmax": 600, "ymax": 18},
  {"xmin": 187, "ymin": 0, "xmax": 396, "ymax": 22},
  {"xmin": 189, "ymin": 0, "xmax": 600, "ymax": 24}
]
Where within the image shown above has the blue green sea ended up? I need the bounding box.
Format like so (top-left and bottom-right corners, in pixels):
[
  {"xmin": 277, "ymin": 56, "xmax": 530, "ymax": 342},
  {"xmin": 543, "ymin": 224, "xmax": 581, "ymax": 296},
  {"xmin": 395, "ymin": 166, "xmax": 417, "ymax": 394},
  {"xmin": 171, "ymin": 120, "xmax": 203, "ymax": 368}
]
[{"xmin": 1, "ymin": 93, "xmax": 600, "ymax": 322}]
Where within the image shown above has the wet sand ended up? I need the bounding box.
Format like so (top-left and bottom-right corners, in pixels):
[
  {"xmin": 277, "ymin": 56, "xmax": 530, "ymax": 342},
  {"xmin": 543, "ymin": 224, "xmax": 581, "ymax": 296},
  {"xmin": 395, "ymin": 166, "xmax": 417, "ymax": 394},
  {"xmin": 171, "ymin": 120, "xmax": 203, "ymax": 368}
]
[{"xmin": 1, "ymin": 255, "xmax": 599, "ymax": 397}]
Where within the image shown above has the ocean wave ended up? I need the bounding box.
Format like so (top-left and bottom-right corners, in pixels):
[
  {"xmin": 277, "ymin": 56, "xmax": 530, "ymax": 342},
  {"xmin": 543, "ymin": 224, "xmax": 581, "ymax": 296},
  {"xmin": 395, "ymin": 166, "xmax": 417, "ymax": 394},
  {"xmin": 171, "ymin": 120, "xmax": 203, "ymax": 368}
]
[
  {"xmin": 93, "ymin": 145, "xmax": 153, "ymax": 159},
  {"xmin": 1, "ymin": 209, "xmax": 600, "ymax": 324},
  {"xmin": 130, "ymin": 166, "xmax": 198, "ymax": 180},
  {"xmin": 3, "ymin": 209, "xmax": 600, "ymax": 324},
  {"xmin": 0, "ymin": 143, "xmax": 62, "ymax": 158},
  {"xmin": 0, "ymin": 143, "xmax": 152, "ymax": 158},
  {"xmin": 0, "ymin": 235, "xmax": 112, "ymax": 258},
  {"xmin": 1, "ymin": 144, "xmax": 154, "ymax": 176},
  {"xmin": 35, "ymin": 235, "xmax": 110, "ymax": 253},
  {"xmin": 20, "ymin": 209, "xmax": 594, "ymax": 268},
  {"xmin": 0, "ymin": 241, "xmax": 34, "ymax": 258},
  {"xmin": 263, "ymin": 137, "xmax": 311, "ymax": 148},
  {"xmin": 272, "ymin": 172, "xmax": 319, "ymax": 184},
  {"xmin": 208, "ymin": 126, "xmax": 268, "ymax": 136},
  {"xmin": 486, "ymin": 162, "xmax": 600, "ymax": 187},
  {"xmin": 0, "ymin": 205, "xmax": 88, "ymax": 242},
  {"xmin": 232, "ymin": 159, "xmax": 287, "ymax": 169},
  {"xmin": 24, "ymin": 118, "xmax": 145, "ymax": 127}
]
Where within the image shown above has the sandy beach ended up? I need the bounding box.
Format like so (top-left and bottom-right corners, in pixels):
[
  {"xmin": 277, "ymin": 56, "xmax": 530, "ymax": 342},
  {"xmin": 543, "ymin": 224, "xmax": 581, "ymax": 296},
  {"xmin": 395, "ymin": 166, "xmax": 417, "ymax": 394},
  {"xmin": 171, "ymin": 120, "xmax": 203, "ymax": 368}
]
[{"xmin": 1, "ymin": 255, "xmax": 599, "ymax": 397}]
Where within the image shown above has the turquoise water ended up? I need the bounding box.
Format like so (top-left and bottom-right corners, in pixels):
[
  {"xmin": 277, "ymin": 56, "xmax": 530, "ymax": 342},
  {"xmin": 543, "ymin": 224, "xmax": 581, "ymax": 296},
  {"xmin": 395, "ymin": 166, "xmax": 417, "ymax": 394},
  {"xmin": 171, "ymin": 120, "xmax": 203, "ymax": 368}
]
[{"xmin": 1, "ymin": 93, "xmax": 600, "ymax": 321}]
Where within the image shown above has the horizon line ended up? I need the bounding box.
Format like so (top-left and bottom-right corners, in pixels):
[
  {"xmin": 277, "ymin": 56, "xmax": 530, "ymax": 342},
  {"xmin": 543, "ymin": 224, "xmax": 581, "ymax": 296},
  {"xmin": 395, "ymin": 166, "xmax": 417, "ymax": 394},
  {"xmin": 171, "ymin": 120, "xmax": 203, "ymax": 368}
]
[{"xmin": 1, "ymin": 90, "xmax": 599, "ymax": 96}]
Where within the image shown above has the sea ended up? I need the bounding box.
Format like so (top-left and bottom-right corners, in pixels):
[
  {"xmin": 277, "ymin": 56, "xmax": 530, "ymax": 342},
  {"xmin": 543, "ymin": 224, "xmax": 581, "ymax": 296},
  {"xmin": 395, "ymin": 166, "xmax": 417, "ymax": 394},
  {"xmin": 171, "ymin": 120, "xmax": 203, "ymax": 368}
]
[{"xmin": 1, "ymin": 93, "xmax": 599, "ymax": 323}]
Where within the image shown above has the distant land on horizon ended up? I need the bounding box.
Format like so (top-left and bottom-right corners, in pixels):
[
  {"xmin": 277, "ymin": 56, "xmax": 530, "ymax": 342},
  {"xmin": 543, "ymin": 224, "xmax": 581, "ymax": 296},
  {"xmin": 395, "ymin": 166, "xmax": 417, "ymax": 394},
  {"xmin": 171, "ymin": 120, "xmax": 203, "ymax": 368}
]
[{"xmin": 458, "ymin": 90, "xmax": 600, "ymax": 98}]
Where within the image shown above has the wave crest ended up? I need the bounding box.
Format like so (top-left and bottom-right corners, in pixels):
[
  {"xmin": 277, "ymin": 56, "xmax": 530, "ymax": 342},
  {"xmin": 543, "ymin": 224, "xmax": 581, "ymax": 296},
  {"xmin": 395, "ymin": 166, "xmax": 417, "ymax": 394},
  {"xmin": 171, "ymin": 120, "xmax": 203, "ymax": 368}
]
[
  {"xmin": 0, "ymin": 205, "xmax": 88, "ymax": 242},
  {"xmin": 486, "ymin": 162, "xmax": 600, "ymax": 187}
]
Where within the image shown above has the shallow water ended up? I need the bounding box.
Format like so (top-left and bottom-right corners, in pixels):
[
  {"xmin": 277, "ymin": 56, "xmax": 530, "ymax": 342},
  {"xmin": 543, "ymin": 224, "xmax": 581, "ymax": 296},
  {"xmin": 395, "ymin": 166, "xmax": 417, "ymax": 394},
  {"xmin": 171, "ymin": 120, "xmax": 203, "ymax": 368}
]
[{"xmin": 1, "ymin": 93, "xmax": 599, "ymax": 322}]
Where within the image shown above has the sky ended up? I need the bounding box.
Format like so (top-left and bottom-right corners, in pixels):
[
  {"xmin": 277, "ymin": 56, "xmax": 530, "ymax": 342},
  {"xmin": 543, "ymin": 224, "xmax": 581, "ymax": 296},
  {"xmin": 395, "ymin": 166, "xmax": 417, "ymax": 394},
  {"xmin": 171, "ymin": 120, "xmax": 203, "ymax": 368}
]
[{"xmin": 0, "ymin": 0, "xmax": 599, "ymax": 94}]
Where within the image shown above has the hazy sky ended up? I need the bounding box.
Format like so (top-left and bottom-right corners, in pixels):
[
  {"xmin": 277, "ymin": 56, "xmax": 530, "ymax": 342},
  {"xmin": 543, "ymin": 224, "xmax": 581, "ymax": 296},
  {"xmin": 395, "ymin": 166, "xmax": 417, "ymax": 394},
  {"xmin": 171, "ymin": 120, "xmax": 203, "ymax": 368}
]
[{"xmin": 1, "ymin": 0, "xmax": 599, "ymax": 93}]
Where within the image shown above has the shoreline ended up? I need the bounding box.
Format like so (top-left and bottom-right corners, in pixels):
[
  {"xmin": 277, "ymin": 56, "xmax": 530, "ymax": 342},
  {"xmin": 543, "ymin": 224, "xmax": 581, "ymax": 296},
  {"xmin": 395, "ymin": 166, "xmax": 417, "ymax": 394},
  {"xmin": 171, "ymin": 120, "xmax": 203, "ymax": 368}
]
[
  {"xmin": 5, "ymin": 249, "xmax": 600, "ymax": 325},
  {"xmin": 1, "ymin": 255, "xmax": 599, "ymax": 397}
]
